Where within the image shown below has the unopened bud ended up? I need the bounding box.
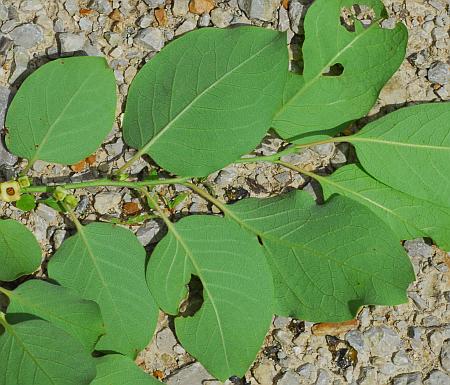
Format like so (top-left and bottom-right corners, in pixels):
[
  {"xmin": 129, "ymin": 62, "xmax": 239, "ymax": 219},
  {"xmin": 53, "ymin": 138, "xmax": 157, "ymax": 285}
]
[
  {"xmin": 53, "ymin": 186, "xmax": 68, "ymax": 201},
  {"xmin": 64, "ymin": 194, "xmax": 78, "ymax": 209}
]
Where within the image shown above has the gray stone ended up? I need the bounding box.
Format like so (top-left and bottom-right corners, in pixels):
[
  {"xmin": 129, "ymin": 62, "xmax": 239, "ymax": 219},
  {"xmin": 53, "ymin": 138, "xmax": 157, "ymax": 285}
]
[
  {"xmin": 104, "ymin": 32, "xmax": 122, "ymax": 46},
  {"xmin": 0, "ymin": 4, "xmax": 8, "ymax": 21},
  {"xmin": 297, "ymin": 363, "xmax": 317, "ymax": 383},
  {"xmin": 424, "ymin": 370, "xmax": 450, "ymax": 385},
  {"xmin": 36, "ymin": 203, "xmax": 58, "ymax": 224},
  {"xmin": 345, "ymin": 329, "xmax": 365, "ymax": 353},
  {"xmin": 104, "ymin": 138, "xmax": 124, "ymax": 159},
  {"xmin": 214, "ymin": 168, "xmax": 238, "ymax": 186},
  {"xmin": 392, "ymin": 350, "xmax": 410, "ymax": 366},
  {"xmin": 0, "ymin": 86, "xmax": 10, "ymax": 127},
  {"xmin": 88, "ymin": 0, "xmax": 113, "ymax": 14},
  {"xmin": 392, "ymin": 372, "xmax": 423, "ymax": 385},
  {"xmin": 155, "ymin": 327, "xmax": 177, "ymax": 354},
  {"xmin": 58, "ymin": 32, "xmax": 85, "ymax": 52},
  {"xmin": 79, "ymin": 17, "xmax": 93, "ymax": 32},
  {"xmin": 94, "ymin": 192, "xmax": 122, "ymax": 214},
  {"xmin": 278, "ymin": 370, "xmax": 302, "ymax": 385},
  {"xmin": 64, "ymin": 0, "xmax": 79, "ymax": 16},
  {"xmin": 408, "ymin": 291, "xmax": 428, "ymax": 310},
  {"xmin": 238, "ymin": 0, "xmax": 280, "ymax": 21},
  {"xmin": 198, "ymin": 13, "xmax": 210, "ymax": 27},
  {"xmin": 134, "ymin": 28, "xmax": 164, "ymax": 51},
  {"xmin": 288, "ymin": 0, "xmax": 304, "ymax": 34},
  {"xmin": 273, "ymin": 316, "xmax": 290, "ymax": 329},
  {"xmin": 175, "ymin": 16, "xmax": 197, "ymax": 36},
  {"xmin": 137, "ymin": 15, "xmax": 153, "ymax": 28},
  {"xmin": 210, "ymin": 8, "xmax": 233, "ymax": 28},
  {"xmin": 381, "ymin": 17, "xmax": 396, "ymax": 29},
  {"xmin": 143, "ymin": 0, "xmax": 165, "ymax": 8},
  {"xmin": 20, "ymin": 0, "xmax": 43, "ymax": 12},
  {"xmin": 31, "ymin": 213, "xmax": 48, "ymax": 242},
  {"xmin": 9, "ymin": 23, "xmax": 44, "ymax": 48},
  {"xmin": 9, "ymin": 46, "xmax": 29, "ymax": 84},
  {"xmin": 404, "ymin": 239, "xmax": 434, "ymax": 258},
  {"xmin": 53, "ymin": 229, "xmax": 67, "ymax": 249},
  {"xmin": 364, "ymin": 326, "xmax": 401, "ymax": 356},
  {"xmin": 357, "ymin": 366, "xmax": 378, "ymax": 384},
  {"xmin": 166, "ymin": 362, "xmax": 220, "ymax": 385},
  {"xmin": 428, "ymin": 61, "xmax": 449, "ymax": 85},
  {"xmin": 441, "ymin": 339, "xmax": 450, "ymax": 373},
  {"xmin": 172, "ymin": 0, "xmax": 189, "ymax": 17},
  {"xmin": 136, "ymin": 220, "xmax": 161, "ymax": 246},
  {"xmin": 314, "ymin": 369, "xmax": 331, "ymax": 385}
]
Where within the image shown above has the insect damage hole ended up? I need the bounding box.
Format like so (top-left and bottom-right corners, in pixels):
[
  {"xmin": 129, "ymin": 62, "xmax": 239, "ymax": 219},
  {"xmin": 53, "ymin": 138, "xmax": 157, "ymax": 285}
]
[
  {"xmin": 179, "ymin": 275, "xmax": 204, "ymax": 317},
  {"xmin": 340, "ymin": 4, "xmax": 376, "ymax": 32},
  {"xmin": 323, "ymin": 63, "xmax": 344, "ymax": 77}
]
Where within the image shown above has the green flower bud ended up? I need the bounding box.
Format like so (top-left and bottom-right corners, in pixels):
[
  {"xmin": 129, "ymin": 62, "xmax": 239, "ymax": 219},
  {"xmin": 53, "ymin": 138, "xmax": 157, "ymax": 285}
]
[
  {"xmin": 0, "ymin": 181, "xmax": 21, "ymax": 202},
  {"xmin": 53, "ymin": 186, "xmax": 68, "ymax": 201},
  {"xmin": 64, "ymin": 194, "xmax": 78, "ymax": 209},
  {"xmin": 17, "ymin": 176, "xmax": 31, "ymax": 188}
]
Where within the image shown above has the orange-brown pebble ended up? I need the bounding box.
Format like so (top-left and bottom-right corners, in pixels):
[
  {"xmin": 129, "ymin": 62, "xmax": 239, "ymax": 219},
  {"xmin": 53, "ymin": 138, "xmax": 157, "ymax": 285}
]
[
  {"xmin": 123, "ymin": 202, "xmax": 141, "ymax": 216},
  {"xmin": 189, "ymin": 0, "xmax": 215, "ymax": 15},
  {"xmin": 155, "ymin": 7, "xmax": 168, "ymax": 26},
  {"xmin": 312, "ymin": 319, "xmax": 359, "ymax": 336}
]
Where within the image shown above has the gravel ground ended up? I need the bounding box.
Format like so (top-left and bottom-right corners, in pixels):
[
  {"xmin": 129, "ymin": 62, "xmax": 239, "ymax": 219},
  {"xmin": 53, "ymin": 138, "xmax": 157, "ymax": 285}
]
[{"xmin": 0, "ymin": 0, "xmax": 449, "ymax": 384}]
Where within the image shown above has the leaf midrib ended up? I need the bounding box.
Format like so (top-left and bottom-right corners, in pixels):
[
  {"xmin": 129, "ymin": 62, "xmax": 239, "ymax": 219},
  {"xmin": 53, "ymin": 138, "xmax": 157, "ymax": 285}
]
[
  {"xmin": 348, "ymin": 136, "xmax": 450, "ymax": 150},
  {"xmin": 136, "ymin": 33, "xmax": 282, "ymax": 157}
]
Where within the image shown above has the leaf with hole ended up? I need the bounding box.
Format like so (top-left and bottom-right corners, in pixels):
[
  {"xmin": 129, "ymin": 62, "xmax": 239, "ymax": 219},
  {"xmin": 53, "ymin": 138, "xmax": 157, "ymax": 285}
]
[
  {"xmin": 5, "ymin": 56, "xmax": 116, "ymax": 166},
  {"xmin": 347, "ymin": 102, "xmax": 450, "ymax": 207},
  {"xmin": 146, "ymin": 215, "xmax": 274, "ymax": 381},
  {"xmin": 123, "ymin": 26, "xmax": 287, "ymax": 177},
  {"xmin": 47, "ymin": 222, "xmax": 158, "ymax": 357},
  {"xmin": 0, "ymin": 219, "xmax": 41, "ymax": 281},
  {"xmin": 7, "ymin": 279, "xmax": 104, "ymax": 351},
  {"xmin": 272, "ymin": 0, "xmax": 407, "ymax": 141},
  {"xmin": 320, "ymin": 164, "xmax": 450, "ymax": 250},
  {"xmin": 228, "ymin": 191, "xmax": 415, "ymax": 322},
  {"xmin": 90, "ymin": 354, "xmax": 162, "ymax": 385},
  {"xmin": 0, "ymin": 315, "xmax": 96, "ymax": 385}
]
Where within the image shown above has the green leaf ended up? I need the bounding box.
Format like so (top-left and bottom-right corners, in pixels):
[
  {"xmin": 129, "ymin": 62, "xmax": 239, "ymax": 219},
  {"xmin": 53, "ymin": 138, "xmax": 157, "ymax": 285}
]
[
  {"xmin": 147, "ymin": 215, "xmax": 273, "ymax": 381},
  {"xmin": 91, "ymin": 354, "xmax": 162, "ymax": 385},
  {"xmin": 7, "ymin": 280, "xmax": 104, "ymax": 351},
  {"xmin": 5, "ymin": 56, "xmax": 116, "ymax": 165},
  {"xmin": 320, "ymin": 164, "xmax": 450, "ymax": 250},
  {"xmin": 272, "ymin": 0, "xmax": 407, "ymax": 139},
  {"xmin": 0, "ymin": 315, "xmax": 96, "ymax": 385},
  {"xmin": 228, "ymin": 191, "xmax": 415, "ymax": 322},
  {"xmin": 47, "ymin": 222, "xmax": 158, "ymax": 357},
  {"xmin": 0, "ymin": 219, "xmax": 41, "ymax": 281},
  {"xmin": 123, "ymin": 26, "xmax": 287, "ymax": 177},
  {"xmin": 15, "ymin": 194, "xmax": 36, "ymax": 211},
  {"xmin": 347, "ymin": 102, "xmax": 450, "ymax": 207}
]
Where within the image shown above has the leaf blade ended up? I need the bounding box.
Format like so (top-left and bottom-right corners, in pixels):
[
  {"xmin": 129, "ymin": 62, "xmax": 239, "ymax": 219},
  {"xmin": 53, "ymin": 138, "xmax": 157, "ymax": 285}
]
[
  {"xmin": 321, "ymin": 164, "xmax": 450, "ymax": 249},
  {"xmin": 91, "ymin": 354, "xmax": 162, "ymax": 385},
  {"xmin": 5, "ymin": 57, "xmax": 116, "ymax": 165},
  {"xmin": 273, "ymin": 0, "xmax": 407, "ymax": 138},
  {"xmin": 47, "ymin": 222, "xmax": 158, "ymax": 357},
  {"xmin": 349, "ymin": 102, "xmax": 450, "ymax": 207},
  {"xmin": 0, "ymin": 219, "xmax": 41, "ymax": 281},
  {"xmin": 7, "ymin": 280, "xmax": 104, "ymax": 351},
  {"xmin": 146, "ymin": 215, "xmax": 274, "ymax": 381},
  {"xmin": 123, "ymin": 26, "xmax": 288, "ymax": 177},
  {"xmin": 0, "ymin": 317, "xmax": 96, "ymax": 385},
  {"xmin": 228, "ymin": 191, "xmax": 415, "ymax": 322}
]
